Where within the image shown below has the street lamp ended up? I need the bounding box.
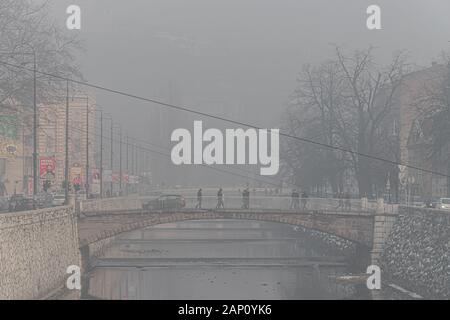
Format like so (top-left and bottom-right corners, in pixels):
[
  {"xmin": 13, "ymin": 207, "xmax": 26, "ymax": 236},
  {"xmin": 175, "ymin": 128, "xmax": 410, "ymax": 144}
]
[
  {"xmin": 91, "ymin": 107, "xmax": 104, "ymax": 198},
  {"xmin": 102, "ymin": 114, "xmax": 113, "ymax": 197},
  {"xmin": 113, "ymin": 123, "xmax": 122, "ymax": 196}
]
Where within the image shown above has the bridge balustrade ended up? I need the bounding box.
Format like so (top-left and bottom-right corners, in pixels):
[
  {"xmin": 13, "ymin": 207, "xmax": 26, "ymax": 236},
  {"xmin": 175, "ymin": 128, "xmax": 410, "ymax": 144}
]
[{"xmin": 181, "ymin": 195, "xmax": 376, "ymax": 214}]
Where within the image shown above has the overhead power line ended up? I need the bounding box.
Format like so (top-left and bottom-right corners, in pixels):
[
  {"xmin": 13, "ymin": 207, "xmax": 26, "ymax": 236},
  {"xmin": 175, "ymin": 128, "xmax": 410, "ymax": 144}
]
[
  {"xmin": 0, "ymin": 59, "xmax": 448, "ymax": 178},
  {"xmin": 0, "ymin": 116, "xmax": 284, "ymax": 188}
]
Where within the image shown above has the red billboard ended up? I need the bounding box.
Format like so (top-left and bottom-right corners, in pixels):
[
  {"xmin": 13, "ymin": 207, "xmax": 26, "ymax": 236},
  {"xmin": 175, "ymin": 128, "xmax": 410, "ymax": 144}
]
[{"xmin": 39, "ymin": 157, "xmax": 56, "ymax": 180}]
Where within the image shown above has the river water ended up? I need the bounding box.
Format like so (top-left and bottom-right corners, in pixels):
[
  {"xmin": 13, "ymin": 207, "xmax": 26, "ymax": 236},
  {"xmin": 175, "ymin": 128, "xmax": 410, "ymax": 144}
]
[{"xmin": 87, "ymin": 219, "xmax": 371, "ymax": 299}]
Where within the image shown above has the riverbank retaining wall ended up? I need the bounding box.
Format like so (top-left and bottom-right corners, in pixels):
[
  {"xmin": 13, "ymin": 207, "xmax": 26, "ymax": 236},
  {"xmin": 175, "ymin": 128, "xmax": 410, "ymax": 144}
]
[
  {"xmin": 380, "ymin": 206, "xmax": 450, "ymax": 299},
  {"xmin": 0, "ymin": 206, "xmax": 81, "ymax": 299}
]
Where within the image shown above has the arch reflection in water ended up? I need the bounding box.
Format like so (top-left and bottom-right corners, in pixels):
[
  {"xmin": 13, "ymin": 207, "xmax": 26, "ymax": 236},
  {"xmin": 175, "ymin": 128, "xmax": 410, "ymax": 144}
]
[{"xmin": 88, "ymin": 219, "xmax": 366, "ymax": 299}]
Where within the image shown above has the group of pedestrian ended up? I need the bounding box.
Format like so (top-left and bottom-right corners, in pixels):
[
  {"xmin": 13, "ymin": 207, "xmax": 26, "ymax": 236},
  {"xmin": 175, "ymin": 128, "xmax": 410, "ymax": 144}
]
[
  {"xmin": 195, "ymin": 187, "xmax": 225, "ymax": 209},
  {"xmin": 290, "ymin": 189, "xmax": 308, "ymax": 210},
  {"xmin": 193, "ymin": 187, "xmax": 352, "ymax": 211},
  {"xmin": 336, "ymin": 191, "xmax": 352, "ymax": 210},
  {"xmin": 195, "ymin": 187, "xmax": 252, "ymax": 209}
]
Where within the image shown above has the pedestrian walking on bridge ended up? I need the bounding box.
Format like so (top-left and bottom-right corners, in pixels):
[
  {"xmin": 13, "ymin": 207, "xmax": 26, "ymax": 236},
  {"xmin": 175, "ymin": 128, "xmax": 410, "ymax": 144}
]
[
  {"xmin": 195, "ymin": 188, "xmax": 202, "ymax": 209},
  {"xmin": 336, "ymin": 192, "xmax": 344, "ymax": 210},
  {"xmin": 301, "ymin": 191, "xmax": 308, "ymax": 209},
  {"xmin": 242, "ymin": 188, "xmax": 250, "ymax": 209},
  {"xmin": 290, "ymin": 189, "xmax": 300, "ymax": 209},
  {"xmin": 216, "ymin": 188, "xmax": 225, "ymax": 209},
  {"xmin": 344, "ymin": 192, "xmax": 351, "ymax": 210}
]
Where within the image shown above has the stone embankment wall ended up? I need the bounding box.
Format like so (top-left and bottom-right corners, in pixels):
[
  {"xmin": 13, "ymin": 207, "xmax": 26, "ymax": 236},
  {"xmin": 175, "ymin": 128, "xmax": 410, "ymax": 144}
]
[
  {"xmin": 380, "ymin": 206, "xmax": 450, "ymax": 299},
  {"xmin": 0, "ymin": 206, "xmax": 81, "ymax": 299}
]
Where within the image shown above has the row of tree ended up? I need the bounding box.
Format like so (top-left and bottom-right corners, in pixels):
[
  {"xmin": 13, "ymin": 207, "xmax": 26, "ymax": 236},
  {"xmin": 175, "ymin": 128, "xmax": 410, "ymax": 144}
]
[
  {"xmin": 281, "ymin": 47, "xmax": 409, "ymax": 198},
  {"xmin": 281, "ymin": 46, "xmax": 450, "ymax": 199}
]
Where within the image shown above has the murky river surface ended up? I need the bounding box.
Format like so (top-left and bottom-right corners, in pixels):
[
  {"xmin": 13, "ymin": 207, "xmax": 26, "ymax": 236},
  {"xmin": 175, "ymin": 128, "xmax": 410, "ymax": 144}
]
[{"xmin": 88, "ymin": 219, "xmax": 370, "ymax": 299}]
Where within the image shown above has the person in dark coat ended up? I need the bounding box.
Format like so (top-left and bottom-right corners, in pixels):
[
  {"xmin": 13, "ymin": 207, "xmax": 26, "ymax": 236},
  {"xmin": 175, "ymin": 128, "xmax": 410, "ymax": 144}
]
[
  {"xmin": 216, "ymin": 188, "xmax": 225, "ymax": 209},
  {"xmin": 195, "ymin": 188, "xmax": 202, "ymax": 209}
]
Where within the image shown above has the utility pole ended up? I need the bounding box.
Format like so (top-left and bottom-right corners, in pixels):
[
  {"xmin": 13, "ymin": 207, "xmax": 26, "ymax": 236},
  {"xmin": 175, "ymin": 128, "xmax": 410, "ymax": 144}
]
[
  {"xmin": 131, "ymin": 141, "xmax": 135, "ymax": 176},
  {"xmin": 85, "ymin": 97, "xmax": 89, "ymax": 199},
  {"xmin": 126, "ymin": 134, "xmax": 129, "ymax": 195},
  {"xmin": 99, "ymin": 110, "xmax": 103, "ymax": 198},
  {"xmin": 32, "ymin": 51, "xmax": 38, "ymax": 196},
  {"xmin": 119, "ymin": 125, "xmax": 122, "ymax": 194},
  {"xmin": 135, "ymin": 144, "xmax": 138, "ymax": 177},
  {"xmin": 110, "ymin": 119, "xmax": 114, "ymax": 196},
  {"xmin": 130, "ymin": 141, "xmax": 135, "ymax": 192},
  {"xmin": 64, "ymin": 80, "xmax": 69, "ymax": 205}
]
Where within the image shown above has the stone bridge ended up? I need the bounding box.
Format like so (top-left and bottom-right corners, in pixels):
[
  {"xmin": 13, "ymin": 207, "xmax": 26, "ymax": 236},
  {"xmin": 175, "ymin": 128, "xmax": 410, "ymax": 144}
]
[
  {"xmin": 77, "ymin": 195, "xmax": 399, "ymax": 264},
  {"xmin": 0, "ymin": 194, "xmax": 400, "ymax": 299}
]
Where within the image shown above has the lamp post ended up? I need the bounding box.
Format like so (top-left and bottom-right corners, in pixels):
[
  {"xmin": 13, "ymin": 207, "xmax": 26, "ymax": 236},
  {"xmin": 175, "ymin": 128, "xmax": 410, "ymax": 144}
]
[
  {"xmin": 386, "ymin": 172, "xmax": 391, "ymax": 203},
  {"xmin": 97, "ymin": 108, "xmax": 104, "ymax": 198},
  {"xmin": 126, "ymin": 133, "xmax": 129, "ymax": 195},
  {"xmin": 85, "ymin": 96, "xmax": 89, "ymax": 198},
  {"xmin": 88, "ymin": 106, "xmax": 103, "ymax": 198},
  {"xmin": 111, "ymin": 120, "xmax": 114, "ymax": 196},
  {"xmin": 99, "ymin": 113, "xmax": 113, "ymax": 197},
  {"xmin": 118, "ymin": 126, "xmax": 123, "ymax": 194},
  {"xmin": 112, "ymin": 123, "xmax": 122, "ymax": 195},
  {"xmin": 31, "ymin": 49, "xmax": 37, "ymax": 197},
  {"xmin": 65, "ymin": 80, "xmax": 69, "ymax": 204}
]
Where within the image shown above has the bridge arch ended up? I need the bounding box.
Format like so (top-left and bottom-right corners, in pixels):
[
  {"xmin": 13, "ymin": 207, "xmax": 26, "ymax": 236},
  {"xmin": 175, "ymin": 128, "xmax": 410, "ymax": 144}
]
[{"xmin": 79, "ymin": 210, "xmax": 374, "ymax": 248}]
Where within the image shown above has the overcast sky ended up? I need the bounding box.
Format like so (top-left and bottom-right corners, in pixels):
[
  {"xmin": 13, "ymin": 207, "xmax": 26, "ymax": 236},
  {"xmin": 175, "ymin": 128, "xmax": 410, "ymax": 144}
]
[
  {"xmin": 48, "ymin": 0, "xmax": 450, "ymax": 133},
  {"xmin": 46, "ymin": 0, "xmax": 450, "ymax": 185}
]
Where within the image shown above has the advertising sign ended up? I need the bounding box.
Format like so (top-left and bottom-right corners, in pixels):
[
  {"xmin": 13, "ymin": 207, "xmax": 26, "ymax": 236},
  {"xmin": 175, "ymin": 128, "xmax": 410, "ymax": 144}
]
[
  {"xmin": 0, "ymin": 137, "xmax": 20, "ymax": 158},
  {"xmin": 70, "ymin": 166, "xmax": 83, "ymax": 185},
  {"xmin": 39, "ymin": 157, "xmax": 56, "ymax": 180}
]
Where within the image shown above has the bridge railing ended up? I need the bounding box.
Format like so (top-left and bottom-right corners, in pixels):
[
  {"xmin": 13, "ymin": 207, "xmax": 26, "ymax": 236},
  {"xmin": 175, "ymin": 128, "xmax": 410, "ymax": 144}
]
[
  {"xmin": 79, "ymin": 193, "xmax": 398, "ymax": 216},
  {"xmin": 181, "ymin": 196, "xmax": 377, "ymax": 214}
]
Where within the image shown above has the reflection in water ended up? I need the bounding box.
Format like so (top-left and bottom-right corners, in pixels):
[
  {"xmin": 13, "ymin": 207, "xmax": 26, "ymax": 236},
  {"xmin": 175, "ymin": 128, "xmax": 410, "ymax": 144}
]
[{"xmin": 88, "ymin": 220, "xmax": 367, "ymax": 299}]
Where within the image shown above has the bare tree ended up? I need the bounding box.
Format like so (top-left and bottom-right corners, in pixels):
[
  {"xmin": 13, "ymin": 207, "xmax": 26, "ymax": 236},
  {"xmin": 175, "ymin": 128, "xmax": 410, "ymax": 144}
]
[
  {"xmin": 0, "ymin": 0, "xmax": 83, "ymax": 113},
  {"xmin": 282, "ymin": 47, "xmax": 408, "ymax": 198}
]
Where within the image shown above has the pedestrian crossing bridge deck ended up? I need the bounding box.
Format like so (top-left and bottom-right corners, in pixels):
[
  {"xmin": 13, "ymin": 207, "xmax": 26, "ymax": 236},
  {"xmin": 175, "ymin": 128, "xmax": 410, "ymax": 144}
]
[{"xmin": 78, "ymin": 196, "xmax": 398, "ymax": 253}]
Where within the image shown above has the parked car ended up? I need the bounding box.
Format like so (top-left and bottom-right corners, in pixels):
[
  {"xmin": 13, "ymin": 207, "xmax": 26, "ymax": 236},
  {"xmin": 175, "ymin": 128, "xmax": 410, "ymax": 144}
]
[
  {"xmin": 142, "ymin": 194, "xmax": 186, "ymax": 210},
  {"xmin": 423, "ymin": 198, "xmax": 437, "ymax": 208},
  {"xmin": 438, "ymin": 198, "xmax": 450, "ymax": 210},
  {"xmin": 8, "ymin": 194, "xmax": 37, "ymax": 212},
  {"xmin": 52, "ymin": 192, "xmax": 66, "ymax": 206}
]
